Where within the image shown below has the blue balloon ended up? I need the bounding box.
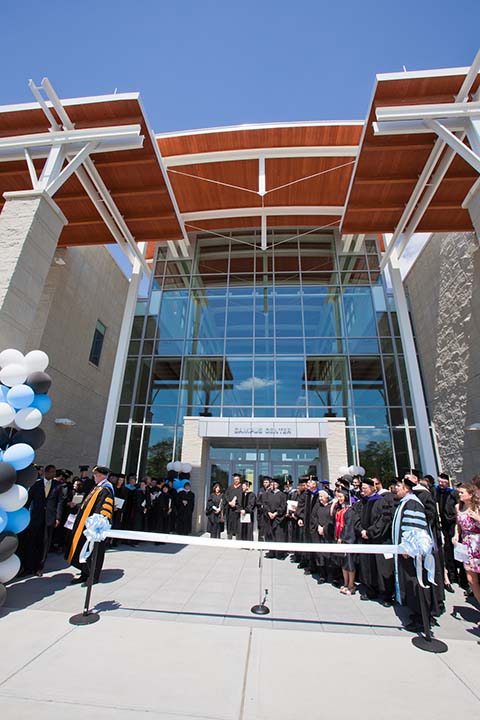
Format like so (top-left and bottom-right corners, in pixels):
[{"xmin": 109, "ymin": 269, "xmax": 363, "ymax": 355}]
[
  {"xmin": 0, "ymin": 385, "xmax": 8, "ymax": 403},
  {"xmin": 3, "ymin": 443, "xmax": 35, "ymax": 471},
  {"xmin": 173, "ymin": 479, "xmax": 187, "ymax": 490},
  {"xmin": 6, "ymin": 384, "xmax": 34, "ymax": 410},
  {"xmin": 31, "ymin": 394, "xmax": 52, "ymax": 414},
  {"xmin": 6, "ymin": 507, "xmax": 30, "ymax": 534},
  {"xmin": 0, "ymin": 507, "xmax": 7, "ymax": 533}
]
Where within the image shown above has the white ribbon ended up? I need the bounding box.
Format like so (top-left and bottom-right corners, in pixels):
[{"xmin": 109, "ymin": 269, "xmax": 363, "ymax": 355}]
[
  {"xmin": 79, "ymin": 514, "xmax": 112, "ymax": 563},
  {"xmin": 399, "ymin": 528, "xmax": 436, "ymax": 589}
]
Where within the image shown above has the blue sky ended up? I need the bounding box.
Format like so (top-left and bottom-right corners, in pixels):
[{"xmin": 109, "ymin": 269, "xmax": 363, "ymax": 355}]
[
  {"xmin": 2, "ymin": 1, "xmax": 478, "ymax": 132},
  {"xmin": 1, "ymin": 1, "xmax": 478, "ymax": 286}
]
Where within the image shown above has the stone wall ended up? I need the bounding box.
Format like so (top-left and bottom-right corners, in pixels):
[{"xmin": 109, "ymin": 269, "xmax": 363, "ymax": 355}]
[
  {"xmin": 27, "ymin": 245, "xmax": 128, "ymax": 471},
  {"xmin": 405, "ymin": 232, "xmax": 480, "ymax": 480}
]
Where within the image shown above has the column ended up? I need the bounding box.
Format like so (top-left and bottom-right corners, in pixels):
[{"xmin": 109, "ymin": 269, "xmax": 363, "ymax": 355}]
[
  {"xmin": 0, "ymin": 191, "xmax": 67, "ymax": 352},
  {"xmin": 388, "ymin": 248, "xmax": 437, "ymax": 475}
]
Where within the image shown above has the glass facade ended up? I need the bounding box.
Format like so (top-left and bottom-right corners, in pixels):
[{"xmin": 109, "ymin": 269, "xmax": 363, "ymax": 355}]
[{"xmin": 112, "ymin": 230, "xmax": 422, "ymax": 479}]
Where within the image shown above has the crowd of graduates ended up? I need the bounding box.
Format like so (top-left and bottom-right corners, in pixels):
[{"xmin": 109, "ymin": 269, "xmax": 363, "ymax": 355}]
[{"xmin": 206, "ymin": 470, "xmax": 480, "ymax": 631}]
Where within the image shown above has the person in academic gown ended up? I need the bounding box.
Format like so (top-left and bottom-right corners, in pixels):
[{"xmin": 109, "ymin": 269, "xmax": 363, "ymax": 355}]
[
  {"xmin": 156, "ymin": 484, "xmax": 173, "ymax": 533},
  {"xmin": 353, "ymin": 477, "xmax": 394, "ymax": 604},
  {"xmin": 206, "ymin": 483, "xmax": 225, "ymax": 539},
  {"xmin": 20, "ymin": 464, "xmax": 63, "ymax": 576},
  {"xmin": 256, "ymin": 477, "xmax": 271, "ymax": 541},
  {"xmin": 66, "ymin": 466, "xmax": 114, "ymax": 585},
  {"xmin": 296, "ymin": 476, "xmax": 320, "ymax": 574},
  {"xmin": 224, "ymin": 474, "xmax": 243, "ymax": 539},
  {"xmin": 239, "ymin": 480, "xmax": 256, "ymax": 541},
  {"xmin": 176, "ymin": 482, "xmax": 195, "ymax": 535},
  {"xmin": 435, "ymin": 472, "xmax": 459, "ymax": 586},
  {"xmin": 392, "ymin": 475, "xmax": 439, "ymax": 631},
  {"xmin": 310, "ymin": 489, "xmax": 333, "ymax": 583},
  {"xmin": 264, "ymin": 480, "xmax": 287, "ymax": 558}
]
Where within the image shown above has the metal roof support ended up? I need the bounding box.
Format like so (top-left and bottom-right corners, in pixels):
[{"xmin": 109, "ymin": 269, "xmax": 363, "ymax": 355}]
[
  {"xmin": 182, "ymin": 205, "xmax": 344, "ymax": 223},
  {"xmin": 29, "ymin": 78, "xmax": 150, "ymax": 275},
  {"xmin": 162, "ymin": 145, "xmax": 359, "ymax": 167}
]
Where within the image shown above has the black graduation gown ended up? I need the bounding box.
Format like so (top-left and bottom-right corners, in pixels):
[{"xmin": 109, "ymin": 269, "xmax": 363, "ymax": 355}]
[
  {"xmin": 310, "ymin": 501, "xmax": 333, "ymax": 570},
  {"xmin": 240, "ymin": 491, "xmax": 256, "ymax": 541},
  {"xmin": 206, "ymin": 492, "xmax": 225, "ymax": 538},
  {"xmin": 256, "ymin": 488, "xmax": 270, "ymax": 539},
  {"xmin": 354, "ymin": 493, "xmax": 393, "ymax": 597},
  {"xmin": 121, "ymin": 486, "xmax": 137, "ymax": 531},
  {"xmin": 65, "ymin": 482, "xmax": 114, "ymax": 580},
  {"xmin": 156, "ymin": 491, "xmax": 173, "ymax": 533},
  {"xmin": 263, "ymin": 490, "xmax": 287, "ymax": 544},
  {"xmin": 176, "ymin": 490, "xmax": 195, "ymax": 535},
  {"xmin": 393, "ymin": 495, "xmax": 441, "ymax": 621},
  {"xmin": 133, "ymin": 488, "xmax": 151, "ymax": 531},
  {"xmin": 436, "ymin": 486, "xmax": 458, "ymax": 580},
  {"xmin": 19, "ymin": 478, "xmax": 63, "ymax": 573},
  {"xmin": 224, "ymin": 484, "xmax": 243, "ymax": 537},
  {"xmin": 412, "ymin": 486, "xmax": 445, "ymax": 610}
]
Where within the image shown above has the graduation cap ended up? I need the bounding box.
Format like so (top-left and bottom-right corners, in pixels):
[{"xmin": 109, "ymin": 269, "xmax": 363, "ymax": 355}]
[
  {"xmin": 92, "ymin": 465, "xmax": 110, "ymax": 476},
  {"xmin": 402, "ymin": 476, "xmax": 417, "ymax": 488},
  {"xmin": 361, "ymin": 477, "xmax": 375, "ymax": 487}
]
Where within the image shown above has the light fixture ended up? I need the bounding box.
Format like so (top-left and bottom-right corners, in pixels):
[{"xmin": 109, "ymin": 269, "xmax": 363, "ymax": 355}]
[
  {"xmin": 55, "ymin": 418, "xmax": 76, "ymax": 426},
  {"xmin": 465, "ymin": 422, "xmax": 480, "ymax": 431}
]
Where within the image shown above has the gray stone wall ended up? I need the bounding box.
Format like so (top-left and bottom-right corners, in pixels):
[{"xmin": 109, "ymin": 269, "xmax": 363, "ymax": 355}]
[
  {"xmin": 405, "ymin": 232, "xmax": 480, "ymax": 481},
  {"xmin": 26, "ymin": 245, "xmax": 128, "ymax": 471}
]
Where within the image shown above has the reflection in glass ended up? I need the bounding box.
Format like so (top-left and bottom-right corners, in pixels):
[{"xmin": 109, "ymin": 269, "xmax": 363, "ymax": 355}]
[
  {"xmin": 141, "ymin": 425, "xmax": 175, "ymax": 478},
  {"xmin": 222, "ymin": 357, "xmax": 253, "ymax": 406},
  {"xmin": 253, "ymin": 357, "xmax": 275, "ymax": 406},
  {"xmin": 350, "ymin": 357, "xmax": 386, "ymax": 406},
  {"xmin": 182, "ymin": 357, "xmax": 223, "ymax": 413},
  {"xmin": 276, "ymin": 357, "xmax": 306, "ymax": 407},
  {"xmin": 111, "ymin": 425, "xmax": 128, "ymax": 473},
  {"xmin": 159, "ymin": 290, "xmax": 189, "ymax": 339},
  {"xmin": 306, "ymin": 357, "xmax": 349, "ymax": 408},
  {"xmin": 275, "ymin": 287, "xmax": 303, "ymax": 337},
  {"xmin": 149, "ymin": 358, "xmax": 182, "ymax": 405},
  {"xmin": 302, "ymin": 287, "xmax": 343, "ymax": 337},
  {"xmin": 187, "ymin": 289, "xmax": 227, "ymax": 339},
  {"xmin": 120, "ymin": 358, "xmax": 137, "ymax": 405},
  {"xmin": 254, "ymin": 287, "xmax": 274, "ymax": 338},
  {"xmin": 343, "ymin": 287, "xmax": 376, "ymax": 337},
  {"xmin": 226, "ymin": 288, "xmax": 254, "ymax": 338},
  {"xmin": 357, "ymin": 428, "xmax": 395, "ymax": 478}
]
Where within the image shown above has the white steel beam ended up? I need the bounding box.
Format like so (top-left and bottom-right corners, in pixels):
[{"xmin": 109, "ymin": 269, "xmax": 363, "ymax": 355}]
[
  {"xmin": 261, "ymin": 215, "xmax": 267, "ymax": 251},
  {"xmin": 373, "ymin": 118, "xmax": 464, "ymax": 136},
  {"xmin": 44, "ymin": 142, "xmax": 97, "ymax": 197},
  {"xmin": 97, "ymin": 243, "xmax": 146, "ymax": 466},
  {"xmin": 163, "ymin": 145, "xmax": 359, "ymax": 167},
  {"xmin": 426, "ymin": 119, "xmax": 480, "ymax": 173},
  {"xmin": 182, "ymin": 205, "xmax": 344, "ymax": 222},
  {"xmin": 258, "ymin": 155, "xmax": 266, "ymax": 196},
  {"xmin": 376, "ymin": 100, "xmax": 480, "ymax": 123},
  {"xmin": 0, "ymin": 125, "xmax": 143, "ymax": 153}
]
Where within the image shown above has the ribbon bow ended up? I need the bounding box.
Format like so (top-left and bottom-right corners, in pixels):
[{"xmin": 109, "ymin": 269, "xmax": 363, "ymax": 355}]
[
  {"xmin": 399, "ymin": 529, "xmax": 436, "ymax": 590},
  {"xmin": 79, "ymin": 513, "xmax": 111, "ymax": 563}
]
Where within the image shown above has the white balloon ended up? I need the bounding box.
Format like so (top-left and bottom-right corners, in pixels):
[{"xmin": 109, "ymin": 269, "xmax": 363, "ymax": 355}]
[
  {"xmin": 0, "ymin": 349, "xmax": 24, "ymax": 368},
  {"xmin": 357, "ymin": 466, "xmax": 366, "ymax": 477},
  {"xmin": 0, "ymin": 363, "xmax": 28, "ymax": 387},
  {"xmin": 0, "ymin": 483, "xmax": 28, "ymax": 512},
  {"xmin": 15, "ymin": 407, "xmax": 42, "ymax": 430},
  {"xmin": 166, "ymin": 462, "xmax": 174, "ymax": 471},
  {"xmin": 0, "ymin": 554, "xmax": 21, "ymax": 583},
  {"xmin": 348, "ymin": 465, "xmax": 357, "ymax": 476},
  {"xmin": 338, "ymin": 465, "xmax": 349, "ymax": 475},
  {"xmin": 173, "ymin": 461, "xmax": 182, "ymax": 472},
  {"xmin": 0, "ymin": 402, "xmax": 16, "ymax": 427},
  {"xmin": 182, "ymin": 463, "xmax": 192, "ymax": 473},
  {"xmin": 24, "ymin": 350, "xmax": 49, "ymax": 373}
]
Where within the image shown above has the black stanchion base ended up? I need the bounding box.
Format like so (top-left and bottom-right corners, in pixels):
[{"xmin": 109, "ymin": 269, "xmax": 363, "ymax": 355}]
[
  {"xmin": 411, "ymin": 636, "xmax": 448, "ymax": 654},
  {"xmin": 69, "ymin": 611, "xmax": 100, "ymax": 626},
  {"xmin": 251, "ymin": 604, "xmax": 270, "ymax": 615}
]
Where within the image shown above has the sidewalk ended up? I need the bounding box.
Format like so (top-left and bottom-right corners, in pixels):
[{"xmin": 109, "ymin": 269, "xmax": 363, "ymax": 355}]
[{"xmin": 1, "ymin": 541, "xmax": 479, "ymax": 719}]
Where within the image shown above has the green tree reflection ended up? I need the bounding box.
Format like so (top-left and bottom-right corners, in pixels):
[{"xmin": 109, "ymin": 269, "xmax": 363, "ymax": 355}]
[
  {"xmin": 359, "ymin": 440, "xmax": 395, "ymax": 479},
  {"xmin": 146, "ymin": 439, "xmax": 174, "ymax": 478}
]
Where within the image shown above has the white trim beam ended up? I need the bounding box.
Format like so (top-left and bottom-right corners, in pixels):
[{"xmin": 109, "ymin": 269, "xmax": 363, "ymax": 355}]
[
  {"xmin": 163, "ymin": 145, "xmax": 359, "ymax": 167},
  {"xmin": 426, "ymin": 119, "xmax": 480, "ymax": 173},
  {"xmin": 373, "ymin": 118, "xmax": 465, "ymax": 136},
  {"xmin": 44, "ymin": 142, "xmax": 97, "ymax": 196},
  {"xmin": 376, "ymin": 100, "xmax": 480, "ymax": 123},
  {"xmin": 182, "ymin": 206, "xmax": 344, "ymax": 222},
  {"xmin": 0, "ymin": 125, "xmax": 143, "ymax": 153}
]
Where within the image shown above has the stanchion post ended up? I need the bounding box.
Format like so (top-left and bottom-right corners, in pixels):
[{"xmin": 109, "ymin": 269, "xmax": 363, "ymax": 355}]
[
  {"xmin": 411, "ymin": 555, "xmax": 448, "ymax": 653},
  {"xmin": 251, "ymin": 548, "xmax": 270, "ymax": 615},
  {"xmin": 69, "ymin": 542, "xmax": 101, "ymax": 626}
]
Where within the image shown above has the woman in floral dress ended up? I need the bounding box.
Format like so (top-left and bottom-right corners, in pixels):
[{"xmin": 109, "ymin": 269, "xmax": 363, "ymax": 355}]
[{"xmin": 454, "ymin": 482, "xmax": 480, "ymax": 621}]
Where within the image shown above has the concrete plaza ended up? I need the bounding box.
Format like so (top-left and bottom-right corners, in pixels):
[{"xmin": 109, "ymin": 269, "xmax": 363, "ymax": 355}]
[{"xmin": 1, "ymin": 540, "xmax": 479, "ymax": 719}]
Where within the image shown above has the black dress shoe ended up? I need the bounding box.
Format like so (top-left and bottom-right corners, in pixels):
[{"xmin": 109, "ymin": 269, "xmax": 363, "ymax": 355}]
[
  {"xmin": 378, "ymin": 598, "xmax": 393, "ymax": 607},
  {"xmin": 303, "ymin": 568, "xmax": 312, "ymax": 575},
  {"xmin": 444, "ymin": 584, "xmax": 455, "ymax": 593},
  {"xmin": 71, "ymin": 575, "xmax": 87, "ymax": 585}
]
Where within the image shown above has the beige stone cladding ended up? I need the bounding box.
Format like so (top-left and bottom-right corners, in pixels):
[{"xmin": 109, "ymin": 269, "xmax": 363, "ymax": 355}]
[
  {"xmin": 25, "ymin": 244, "xmax": 128, "ymax": 471},
  {"xmin": 405, "ymin": 232, "xmax": 480, "ymax": 481}
]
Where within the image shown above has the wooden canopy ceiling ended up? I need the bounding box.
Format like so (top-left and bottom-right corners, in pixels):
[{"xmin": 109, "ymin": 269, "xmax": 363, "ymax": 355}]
[
  {"xmin": 0, "ymin": 94, "xmax": 184, "ymax": 250},
  {"xmin": 342, "ymin": 68, "xmax": 480, "ymax": 234}
]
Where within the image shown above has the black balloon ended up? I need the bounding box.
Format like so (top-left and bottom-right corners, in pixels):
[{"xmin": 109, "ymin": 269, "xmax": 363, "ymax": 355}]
[
  {"xmin": 0, "ymin": 583, "xmax": 6, "ymax": 609},
  {"xmin": 0, "ymin": 462, "xmax": 17, "ymax": 494},
  {"xmin": 26, "ymin": 371, "xmax": 52, "ymax": 395},
  {"xmin": 11, "ymin": 428, "xmax": 46, "ymax": 451},
  {"xmin": 0, "ymin": 428, "xmax": 11, "ymax": 450},
  {"xmin": 0, "ymin": 532, "xmax": 18, "ymax": 562},
  {"xmin": 16, "ymin": 463, "xmax": 38, "ymax": 489}
]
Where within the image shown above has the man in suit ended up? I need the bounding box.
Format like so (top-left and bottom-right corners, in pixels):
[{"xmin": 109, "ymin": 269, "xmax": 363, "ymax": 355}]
[{"xmin": 21, "ymin": 464, "xmax": 64, "ymax": 576}]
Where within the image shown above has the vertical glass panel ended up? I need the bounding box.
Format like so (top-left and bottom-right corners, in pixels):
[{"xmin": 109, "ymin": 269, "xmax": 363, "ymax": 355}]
[
  {"xmin": 252, "ymin": 357, "xmax": 275, "ymax": 406},
  {"xmin": 159, "ymin": 290, "xmax": 189, "ymax": 339},
  {"xmin": 397, "ymin": 355, "xmax": 412, "ymax": 405},
  {"xmin": 125, "ymin": 425, "xmax": 143, "ymax": 476},
  {"xmin": 149, "ymin": 358, "xmax": 182, "ymax": 405},
  {"xmin": 393, "ymin": 428, "xmax": 411, "ymax": 476},
  {"xmin": 276, "ymin": 338, "xmax": 304, "ymax": 355},
  {"xmin": 357, "ymin": 428, "xmax": 395, "ymax": 479},
  {"xmin": 225, "ymin": 338, "xmax": 253, "ymax": 355},
  {"xmin": 222, "ymin": 357, "xmax": 254, "ymax": 406},
  {"xmin": 274, "ymin": 287, "xmax": 303, "ymax": 337},
  {"xmin": 350, "ymin": 357, "xmax": 386, "ymax": 406},
  {"xmin": 145, "ymin": 406, "xmax": 178, "ymax": 424},
  {"xmin": 141, "ymin": 425, "xmax": 175, "ymax": 478},
  {"xmin": 120, "ymin": 358, "xmax": 137, "ymax": 405},
  {"xmin": 254, "ymin": 337, "xmax": 275, "ymax": 354},
  {"xmin": 226, "ymin": 288, "xmax": 254, "ymax": 338},
  {"xmin": 302, "ymin": 287, "xmax": 343, "ymax": 337},
  {"xmin": 111, "ymin": 425, "xmax": 128, "ymax": 473},
  {"xmin": 188, "ymin": 289, "xmax": 227, "ymax": 339},
  {"xmin": 135, "ymin": 357, "xmax": 152, "ymax": 404},
  {"xmin": 254, "ymin": 287, "xmax": 274, "ymax": 338},
  {"xmin": 383, "ymin": 356, "xmax": 403, "ymax": 406},
  {"xmin": 182, "ymin": 357, "xmax": 223, "ymax": 412},
  {"xmin": 306, "ymin": 357, "xmax": 349, "ymax": 407},
  {"xmin": 348, "ymin": 338, "xmax": 379, "ymax": 354},
  {"xmin": 186, "ymin": 338, "xmax": 224, "ymax": 355},
  {"xmin": 276, "ymin": 357, "xmax": 306, "ymax": 408},
  {"xmin": 305, "ymin": 338, "xmax": 343, "ymax": 354},
  {"xmin": 343, "ymin": 287, "xmax": 377, "ymax": 337},
  {"xmin": 210, "ymin": 462, "xmax": 230, "ymax": 492},
  {"xmin": 354, "ymin": 406, "xmax": 389, "ymax": 426}
]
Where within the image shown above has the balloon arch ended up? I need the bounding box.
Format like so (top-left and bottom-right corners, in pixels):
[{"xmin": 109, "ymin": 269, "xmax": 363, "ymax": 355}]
[{"xmin": 0, "ymin": 348, "xmax": 52, "ymax": 608}]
